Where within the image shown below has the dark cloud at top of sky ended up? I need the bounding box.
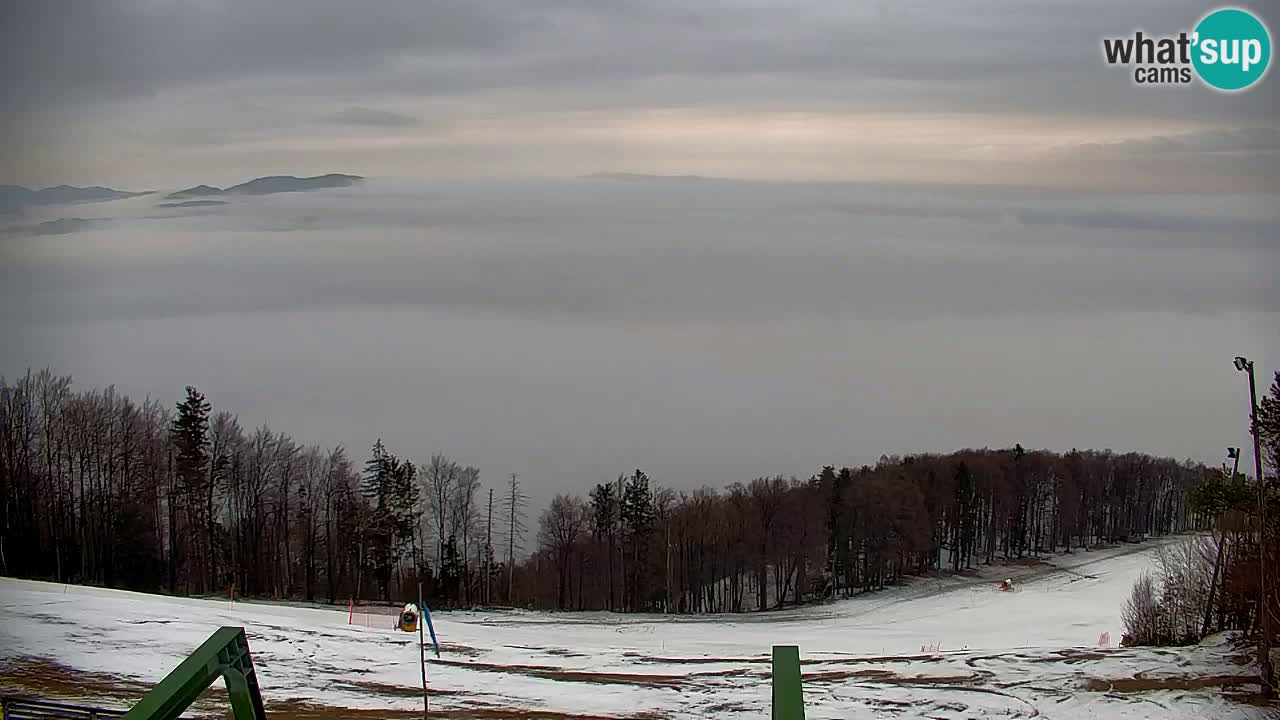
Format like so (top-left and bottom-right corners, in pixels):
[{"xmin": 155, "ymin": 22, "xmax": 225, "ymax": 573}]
[
  {"xmin": 1, "ymin": 0, "xmax": 526, "ymax": 109},
  {"xmin": 4, "ymin": 0, "xmax": 1277, "ymax": 120},
  {"xmin": 2, "ymin": 0, "xmax": 1278, "ymax": 191}
]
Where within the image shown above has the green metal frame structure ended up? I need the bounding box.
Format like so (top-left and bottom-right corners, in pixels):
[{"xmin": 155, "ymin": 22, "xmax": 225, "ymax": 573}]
[
  {"xmin": 122, "ymin": 626, "xmax": 266, "ymax": 720},
  {"xmin": 12, "ymin": 625, "xmax": 802, "ymax": 719},
  {"xmin": 771, "ymin": 645, "xmax": 805, "ymax": 720}
]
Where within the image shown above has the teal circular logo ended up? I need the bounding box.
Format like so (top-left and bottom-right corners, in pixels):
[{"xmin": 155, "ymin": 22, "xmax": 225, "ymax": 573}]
[{"xmin": 1192, "ymin": 8, "xmax": 1271, "ymax": 91}]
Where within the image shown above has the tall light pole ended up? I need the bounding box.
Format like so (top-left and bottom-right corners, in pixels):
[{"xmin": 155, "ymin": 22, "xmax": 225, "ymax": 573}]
[{"xmin": 1235, "ymin": 355, "xmax": 1273, "ymax": 696}]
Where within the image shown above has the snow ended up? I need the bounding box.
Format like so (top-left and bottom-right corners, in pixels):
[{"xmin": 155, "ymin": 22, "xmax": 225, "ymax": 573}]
[{"xmin": 0, "ymin": 539, "xmax": 1270, "ymax": 719}]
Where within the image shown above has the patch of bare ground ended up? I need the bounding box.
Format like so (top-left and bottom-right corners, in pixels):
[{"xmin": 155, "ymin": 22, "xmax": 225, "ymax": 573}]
[
  {"xmin": 687, "ymin": 668, "xmax": 760, "ymax": 680},
  {"xmin": 503, "ymin": 645, "xmax": 588, "ymax": 659},
  {"xmin": 1084, "ymin": 674, "xmax": 1255, "ymax": 693},
  {"xmin": 802, "ymin": 668, "xmax": 896, "ymax": 683},
  {"xmin": 1220, "ymin": 690, "xmax": 1277, "ymax": 707},
  {"xmin": 524, "ymin": 668, "xmax": 682, "ymax": 688},
  {"xmin": 23, "ymin": 613, "xmax": 80, "ymax": 627},
  {"xmin": 630, "ymin": 653, "xmax": 918, "ymax": 666},
  {"xmin": 431, "ymin": 659, "xmax": 686, "ymax": 687},
  {"xmin": 862, "ymin": 698, "xmax": 917, "ymax": 710},
  {"xmin": 521, "ymin": 669, "xmax": 684, "ymax": 688},
  {"xmin": 1051, "ymin": 649, "xmax": 1111, "ymax": 664},
  {"xmin": 702, "ymin": 702, "xmax": 754, "ymax": 714},
  {"xmin": 437, "ymin": 642, "xmax": 484, "ymax": 658},
  {"xmin": 630, "ymin": 655, "xmax": 768, "ymax": 665},
  {"xmin": 0, "ymin": 656, "xmax": 225, "ymax": 717},
  {"xmin": 263, "ymin": 699, "xmax": 660, "ymax": 720},
  {"xmin": 968, "ymin": 648, "xmax": 1109, "ymax": 666},
  {"xmin": 805, "ymin": 669, "xmax": 986, "ymax": 687},
  {"xmin": 336, "ymin": 679, "xmax": 463, "ymax": 698},
  {"xmin": 803, "ymin": 654, "xmax": 919, "ymax": 666},
  {"xmin": 0, "ymin": 657, "xmax": 663, "ymax": 720},
  {"xmin": 542, "ymin": 647, "xmax": 588, "ymax": 658}
]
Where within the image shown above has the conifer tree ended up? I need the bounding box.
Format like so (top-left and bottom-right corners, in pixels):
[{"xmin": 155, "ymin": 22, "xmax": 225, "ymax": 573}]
[{"xmin": 170, "ymin": 386, "xmax": 211, "ymax": 592}]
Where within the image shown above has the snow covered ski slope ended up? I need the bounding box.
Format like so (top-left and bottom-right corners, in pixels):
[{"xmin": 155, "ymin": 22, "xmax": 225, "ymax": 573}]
[{"xmin": 0, "ymin": 541, "xmax": 1268, "ymax": 719}]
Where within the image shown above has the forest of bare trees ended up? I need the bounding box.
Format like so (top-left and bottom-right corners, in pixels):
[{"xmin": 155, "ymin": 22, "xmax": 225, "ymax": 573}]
[
  {"xmin": 524, "ymin": 450, "xmax": 1220, "ymax": 613},
  {"xmin": 0, "ymin": 370, "xmax": 523, "ymax": 607},
  {"xmin": 2, "ymin": 367, "xmax": 1276, "ymax": 630}
]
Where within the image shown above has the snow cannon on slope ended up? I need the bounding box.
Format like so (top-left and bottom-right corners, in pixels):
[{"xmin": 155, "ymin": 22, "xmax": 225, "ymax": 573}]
[{"xmin": 398, "ymin": 603, "xmax": 420, "ymax": 633}]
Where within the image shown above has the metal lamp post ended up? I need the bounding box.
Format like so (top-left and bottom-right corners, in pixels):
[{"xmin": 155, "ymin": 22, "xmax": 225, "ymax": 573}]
[{"xmin": 1234, "ymin": 355, "xmax": 1273, "ymax": 696}]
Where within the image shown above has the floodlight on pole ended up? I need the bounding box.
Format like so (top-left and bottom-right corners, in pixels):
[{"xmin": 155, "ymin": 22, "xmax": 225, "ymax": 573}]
[
  {"xmin": 1233, "ymin": 354, "xmax": 1274, "ymax": 696},
  {"xmin": 1226, "ymin": 447, "xmax": 1241, "ymax": 481}
]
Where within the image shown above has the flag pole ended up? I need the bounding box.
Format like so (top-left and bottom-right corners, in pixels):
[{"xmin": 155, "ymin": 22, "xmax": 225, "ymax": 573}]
[{"xmin": 418, "ymin": 581, "xmax": 428, "ymax": 718}]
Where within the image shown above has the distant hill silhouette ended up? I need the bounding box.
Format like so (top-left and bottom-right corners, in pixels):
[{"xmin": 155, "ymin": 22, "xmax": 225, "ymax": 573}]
[
  {"xmin": 0, "ymin": 217, "xmax": 100, "ymax": 237},
  {"xmin": 228, "ymin": 173, "xmax": 363, "ymax": 195},
  {"xmin": 0, "ymin": 184, "xmax": 149, "ymax": 211},
  {"xmin": 164, "ymin": 174, "xmax": 363, "ymax": 200},
  {"xmin": 4, "ymin": 175, "xmax": 363, "ymax": 211},
  {"xmin": 165, "ymin": 185, "xmax": 224, "ymax": 200},
  {"xmin": 157, "ymin": 200, "xmax": 230, "ymax": 208}
]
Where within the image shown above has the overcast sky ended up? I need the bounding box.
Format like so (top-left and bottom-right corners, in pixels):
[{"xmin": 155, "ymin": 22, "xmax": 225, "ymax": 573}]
[
  {"xmin": 3, "ymin": 0, "xmax": 1278, "ymax": 191},
  {"xmin": 1, "ymin": 2, "xmax": 1278, "ymax": 506}
]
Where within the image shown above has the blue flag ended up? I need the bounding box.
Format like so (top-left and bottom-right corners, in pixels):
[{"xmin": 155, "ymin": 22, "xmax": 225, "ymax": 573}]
[{"xmin": 423, "ymin": 605, "xmax": 440, "ymax": 658}]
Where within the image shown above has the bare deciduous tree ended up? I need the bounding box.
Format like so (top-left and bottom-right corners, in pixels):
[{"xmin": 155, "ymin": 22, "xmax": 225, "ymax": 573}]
[
  {"xmin": 0, "ymin": 366, "xmax": 1230, "ymax": 620},
  {"xmin": 538, "ymin": 494, "xmax": 585, "ymax": 610},
  {"xmin": 503, "ymin": 473, "xmax": 528, "ymax": 604},
  {"xmin": 421, "ymin": 453, "xmax": 458, "ymax": 569}
]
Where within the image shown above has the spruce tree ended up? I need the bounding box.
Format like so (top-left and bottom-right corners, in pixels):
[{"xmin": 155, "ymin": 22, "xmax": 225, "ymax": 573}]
[
  {"xmin": 621, "ymin": 469, "xmax": 655, "ymax": 610},
  {"xmin": 361, "ymin": 439, "xmax": 396, "ymax": 600},
  {"xmin": 170, "ymin": 386, "xmax": 211, "ymax": 593},
  {"xmin": 362, "ymin": 439, "xmax": 391, "ymax": 508},
  {"xmin": 590, "ymin": 482, "xmax": 619, "ymax": 610},
  {"xmin": 172, "ymin": 386, "xmax": 211, "ymax": 491}
]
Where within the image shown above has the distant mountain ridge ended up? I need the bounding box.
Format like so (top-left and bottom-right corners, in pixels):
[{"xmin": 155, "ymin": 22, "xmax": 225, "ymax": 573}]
[
  {"xmin": 0, "ymin": 184, "xmax": 150, "ymax": 211},
  {"xmin": 0, "ymin": 174, "xmax": 364, "ymax": 212},
  {"xmin": 157, "ymin": 200, "xmax": 229, "ymax": 208},
  {"xmin": 165, "ymin": 174, "xmax": 363, "ymax": 200},
  {"xmin": 166, "ymin": 185, "xmax": 223, "ymax": 199}
]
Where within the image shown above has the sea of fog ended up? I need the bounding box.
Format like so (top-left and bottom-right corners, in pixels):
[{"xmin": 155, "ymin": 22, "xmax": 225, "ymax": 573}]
[{"xmin": 1, "ymin": 177, "xmax": 1276, "ymax": 504}]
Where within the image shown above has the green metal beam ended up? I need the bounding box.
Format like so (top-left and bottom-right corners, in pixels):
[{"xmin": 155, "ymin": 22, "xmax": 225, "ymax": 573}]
[
  {"xmin": 771, "ymin": 645, "xmax": 804, "ymax": 720},
  {"xmin": 123, "ymin": 626, "xmax": 266, "ymax": 720}
]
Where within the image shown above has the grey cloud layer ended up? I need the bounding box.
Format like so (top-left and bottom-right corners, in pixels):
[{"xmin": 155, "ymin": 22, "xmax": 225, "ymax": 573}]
[
  {"xmin": 4, "ymin": 178, "xmax": 1276, "ymax": 325},
  {"xmin": 6, "ymin": 0, "xmax": 1277, "ymax": 118},
  {"xmin": 4, "ymin": 0, "xmax": 1278, "ymax": 190}
]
